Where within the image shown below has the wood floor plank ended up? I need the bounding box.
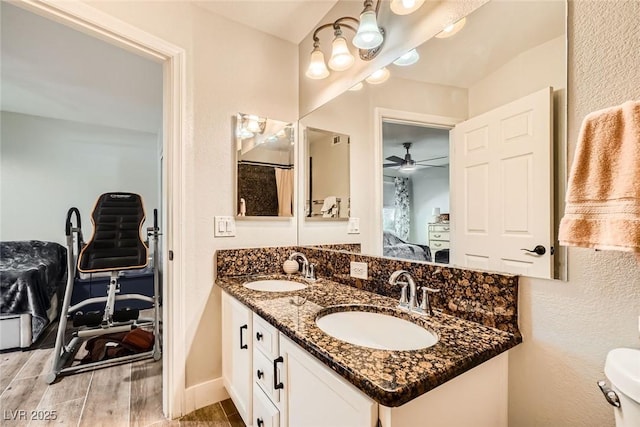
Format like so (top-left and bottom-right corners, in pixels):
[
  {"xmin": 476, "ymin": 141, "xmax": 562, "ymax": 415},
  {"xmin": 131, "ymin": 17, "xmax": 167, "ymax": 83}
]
[
  {"xmin": 0, "ymin": 375, "xmax": 49, "ymax": 426},
  {"xmin": 78, "ymin": 362, "xmax": 131, "ymax": 427},
  {"xmin": 180, "ymin": 403, "xmax": 230, "ymax": 426},
  {"xmin": 129, "ymin": 359, "xmax": 163, "ymax": 427},
  {"xmin": 14, "ymin": 349, "xmax": 54, "ymax": 380},
  {"xmin": 0, "ymin": 350, "xmax": 33, "ymax": 393},
  {"xmin": 38, "ymin": 370, "xmax": 92, "ymax": 407},
  {"xmin": 28, "ymin": 397, "xmax": 85, "ymax": 426}
]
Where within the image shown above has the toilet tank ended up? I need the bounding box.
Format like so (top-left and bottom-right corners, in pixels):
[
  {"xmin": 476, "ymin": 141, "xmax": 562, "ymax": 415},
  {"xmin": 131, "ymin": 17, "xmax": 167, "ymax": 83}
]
[{"xmin": 605, "ymin": 348, "xmax": 640, "ymax": 427}]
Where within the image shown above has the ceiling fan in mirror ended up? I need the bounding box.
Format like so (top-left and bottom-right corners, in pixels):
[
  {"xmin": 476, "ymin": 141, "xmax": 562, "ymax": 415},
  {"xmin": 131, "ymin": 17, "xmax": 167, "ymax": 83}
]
[{"xmin": 383, "ymin": 142, "xmax": 447, "ymax": 172}]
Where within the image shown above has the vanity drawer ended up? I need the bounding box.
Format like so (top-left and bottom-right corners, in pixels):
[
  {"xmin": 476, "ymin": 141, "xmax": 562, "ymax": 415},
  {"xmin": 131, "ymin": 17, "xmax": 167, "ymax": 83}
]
[
  {"xmin": 428, "ymin": 231, "xmax": 450, "ymax": 241},
  {"xmin": 430, "ymin": 240, "xmax": 450, "ymax": 250},
  {"xmin": 253, "ymin": 387, "xmax": 280, "ymax": 427},
  {"xmin": 253, "ymin": 346, "xmax": 281, "ymax": 403},
  {"xmin": 254, "ymin": 315, "xmax": 279, "ymax": 359}
]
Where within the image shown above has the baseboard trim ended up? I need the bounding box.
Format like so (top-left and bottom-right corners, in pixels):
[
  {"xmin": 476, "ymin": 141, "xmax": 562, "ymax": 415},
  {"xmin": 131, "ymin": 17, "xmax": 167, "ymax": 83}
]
[{"xmin": 184, "ymin": 377, "xmax": 229, "ymax": 414}]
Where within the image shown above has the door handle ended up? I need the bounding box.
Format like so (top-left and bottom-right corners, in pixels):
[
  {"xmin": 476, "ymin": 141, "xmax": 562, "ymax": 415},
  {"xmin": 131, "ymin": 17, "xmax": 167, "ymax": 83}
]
[
  {"xmin": 239, "ymin": 324, "xmax": 248, "ymax": 349},
  {"xmin": 521, "ymin": 245, "xmax": 546, "ymax": 256},
  {"xmin": 257, "ymin": 369, "xmax": 264, "ymax": 380}
]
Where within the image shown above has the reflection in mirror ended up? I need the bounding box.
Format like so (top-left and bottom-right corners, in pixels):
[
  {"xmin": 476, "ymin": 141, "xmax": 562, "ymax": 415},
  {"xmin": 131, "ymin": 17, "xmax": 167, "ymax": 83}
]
[
  {"xmin": 305, "ymin": 127, "xmax": 350, "ymax": 220},
  {"xmin": 382, "ymin": 123, "xmax": 450, "ymax": 264},
  {"xmin": 235, "ymin": 113, "xmax": 295, "ymax": 217},
  {"xmin": 298, "ymin": 0, "xmax": 566, "ymax": 280}
]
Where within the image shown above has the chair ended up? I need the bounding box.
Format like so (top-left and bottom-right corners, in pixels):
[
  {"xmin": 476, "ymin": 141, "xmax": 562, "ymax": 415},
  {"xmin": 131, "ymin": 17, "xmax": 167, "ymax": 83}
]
[{"xmin": 47, "ymin": 192, "xmax": 161, "ymax": 384}]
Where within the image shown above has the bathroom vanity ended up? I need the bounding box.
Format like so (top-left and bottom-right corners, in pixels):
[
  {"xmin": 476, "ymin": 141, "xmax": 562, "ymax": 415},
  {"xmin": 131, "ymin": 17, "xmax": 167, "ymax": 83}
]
[{"xmin": 219, "ymin": 273, "xmax": 518, "ymax": 427}]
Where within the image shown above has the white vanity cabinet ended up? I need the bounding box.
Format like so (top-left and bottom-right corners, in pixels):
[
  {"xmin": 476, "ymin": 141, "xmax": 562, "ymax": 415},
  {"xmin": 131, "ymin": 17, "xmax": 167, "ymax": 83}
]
[
  {"xmin": 222, "ymin": 292, "xmax": 509, "ymax": 427},
  {"xmin": 221, "ymin": 291, "xmax": 253, "ymax": 424},
  {"xmin": 279, "ymin": 334, "xmax": 378, "ymax": 427}
]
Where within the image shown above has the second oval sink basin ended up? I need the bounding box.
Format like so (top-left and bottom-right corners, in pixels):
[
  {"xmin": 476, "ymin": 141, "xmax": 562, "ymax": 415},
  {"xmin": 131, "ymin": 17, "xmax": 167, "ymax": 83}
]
[
  {"xmin": 243, "ymin": 279, "xmax": 307, "ymax": 292},
  {"xmin": 316, "ymin": 310, "xmax": 438, "ymax": 351}
]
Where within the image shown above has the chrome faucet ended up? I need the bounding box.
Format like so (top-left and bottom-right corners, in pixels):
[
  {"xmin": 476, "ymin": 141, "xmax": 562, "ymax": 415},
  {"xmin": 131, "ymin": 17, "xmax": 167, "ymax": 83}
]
[
  {"xmin": 288, "ymin": 252, "xmax": 316, "ymax": 281},
  {"xmin": 389, "ymin": 270, "xmax": 418, "ymax": 311},
  {"xmin": 389, "ymin": 270, "xmax": 441, "ymax": 315}
]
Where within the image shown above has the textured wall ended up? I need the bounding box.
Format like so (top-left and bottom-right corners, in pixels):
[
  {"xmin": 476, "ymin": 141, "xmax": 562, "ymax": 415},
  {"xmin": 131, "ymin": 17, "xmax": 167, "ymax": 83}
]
[{"xmin": 508, "ymin": 1, "xmax": 640, "ymax": 426}]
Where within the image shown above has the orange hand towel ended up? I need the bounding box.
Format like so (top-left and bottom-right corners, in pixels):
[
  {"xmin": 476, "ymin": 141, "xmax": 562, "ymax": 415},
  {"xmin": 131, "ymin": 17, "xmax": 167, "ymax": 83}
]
[{"xmin": 558, "ymin": 100, "xmax": 640, "ymax": 259}]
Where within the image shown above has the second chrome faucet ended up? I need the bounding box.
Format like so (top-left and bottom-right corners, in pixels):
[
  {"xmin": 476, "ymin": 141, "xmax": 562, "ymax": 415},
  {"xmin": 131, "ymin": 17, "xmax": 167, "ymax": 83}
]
[{"xmin": 388, "ymin": 270, "xmax": 440, "ymax": 315}]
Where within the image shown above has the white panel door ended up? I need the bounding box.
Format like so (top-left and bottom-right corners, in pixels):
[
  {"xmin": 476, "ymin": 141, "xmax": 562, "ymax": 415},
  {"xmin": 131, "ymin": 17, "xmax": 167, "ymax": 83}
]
[{"xmin": 452, "ymin": 87, "xmax": 553, "ymax": 278}]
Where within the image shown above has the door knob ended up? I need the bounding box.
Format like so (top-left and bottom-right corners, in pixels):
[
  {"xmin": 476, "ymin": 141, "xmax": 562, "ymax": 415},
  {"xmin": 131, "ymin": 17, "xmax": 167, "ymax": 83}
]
[{"xmin": 521, "ymin": 245, "xmax": 546, "ymax": 256}]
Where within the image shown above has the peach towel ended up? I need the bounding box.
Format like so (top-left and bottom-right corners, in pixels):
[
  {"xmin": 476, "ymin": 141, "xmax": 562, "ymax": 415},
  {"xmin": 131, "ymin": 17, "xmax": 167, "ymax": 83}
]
[{"xmin": 558, "ymin": 100, "xmax": 640, "ymax": 260}]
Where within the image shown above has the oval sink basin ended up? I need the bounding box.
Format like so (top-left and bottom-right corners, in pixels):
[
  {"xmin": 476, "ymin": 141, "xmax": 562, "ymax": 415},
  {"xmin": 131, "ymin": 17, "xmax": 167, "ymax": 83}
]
[
  {"xmin": 316, "ymin": 310, "xmax": 438, "ymax": 351},
  {"xmin": 243, "ymin": 279, "xmax": 307, "ymax": 292}
]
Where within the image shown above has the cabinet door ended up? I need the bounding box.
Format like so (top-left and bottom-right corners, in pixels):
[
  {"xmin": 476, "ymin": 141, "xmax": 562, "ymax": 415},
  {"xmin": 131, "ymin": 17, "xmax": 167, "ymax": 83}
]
[
  {"xmin": 222, "ymin": 291, "xmax": 252, "ymax": 424},
  {"xmin": 280, "ymin": 334, "xmax": 377, "ymax": 427}
]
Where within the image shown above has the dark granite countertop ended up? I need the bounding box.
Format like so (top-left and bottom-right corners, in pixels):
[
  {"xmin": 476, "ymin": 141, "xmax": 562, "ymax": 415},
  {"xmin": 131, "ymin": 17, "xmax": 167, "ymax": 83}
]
[{"xmin": 216, "ymin": 273, "xmax": 521, "ymax": 407}]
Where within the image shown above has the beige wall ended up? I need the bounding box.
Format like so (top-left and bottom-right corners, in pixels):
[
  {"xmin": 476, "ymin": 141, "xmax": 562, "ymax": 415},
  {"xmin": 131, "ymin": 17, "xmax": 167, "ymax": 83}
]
[{"xmin": 84, "ymin": 1, "xmax": 299, "ymax": 390}]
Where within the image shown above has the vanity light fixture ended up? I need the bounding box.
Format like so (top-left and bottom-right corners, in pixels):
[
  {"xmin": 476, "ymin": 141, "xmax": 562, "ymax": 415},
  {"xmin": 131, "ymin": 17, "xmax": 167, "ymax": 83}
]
[
  {"xmin": 393, "ymin": 48, "xmax": 420, "ymax": 66},
  {"xmin": 328, "ymin": 28, "xmax": 355, "ymax": 71},
  {"xmin": 305, "ymin": 44, "xmax": 330, "ymax": 79},
  {"xmin": 365, "ymin": 67, "xmax": 390, "ymax": 84},
  {"xmin": 305, "ymin": 0, "xmax": 384, "ymax": 80},
  {"xmin": 435, "ymin": 17, "xmax": 467, "ymax": 39},
  {"xmin": 390, "ymin": 0, "xmax": 426, "ymax": 15},
  {"xmin": 353, "ymin": 0, "xmax": 384, "ymax": 49}
]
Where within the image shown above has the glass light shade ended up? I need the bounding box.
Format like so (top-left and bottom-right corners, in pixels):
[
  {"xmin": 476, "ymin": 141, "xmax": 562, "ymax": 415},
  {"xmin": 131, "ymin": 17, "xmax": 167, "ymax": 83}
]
[
  {"xmin": 393, "ymin": 49, "xmax": 420, "ymax": 66},
  {"xmin": 365, "ymin": 67, "xmax": 390, "ymax": 85},
  {"xmin": 305, "ymin": 48, "xmax": 330, "ymax": 79},
  {"xmin": 328, "ymin": 36, "xmax": 355, "ymax": 71},
  {"xmin": 348, "ymin": 82, "xmax": 364, "ymax": 91},
  {"xmin": 435, "ymin": 17, "xmax": 467, "ymax": 39},
  {"xmin": 353, "ymin": 10, "xmax": 383, "ymax": 49},
  {"xmin": 400, "ymin": 162, "xmax": 416, "ymax": 172},
  {"xmin": 390, "ymin": 0, "xmax": 426, "ymax": 15},
  {"xmin": 246, "ymin": 116, "xmax": 262, "ymax": 133}
]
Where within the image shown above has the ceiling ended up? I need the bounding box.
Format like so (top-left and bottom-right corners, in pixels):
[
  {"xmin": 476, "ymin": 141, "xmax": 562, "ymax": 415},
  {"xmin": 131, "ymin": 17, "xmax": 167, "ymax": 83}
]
[
  {"xmin": 382, "ymin": 122, "xmax": 450, "ymax": 174},
  {"xmin": 195, "ymin": 0, "xmax": 339, "ymax": 44},
  {"xmin": 1, "ymin": 2, "xmax": 163, "ymax": 134}
]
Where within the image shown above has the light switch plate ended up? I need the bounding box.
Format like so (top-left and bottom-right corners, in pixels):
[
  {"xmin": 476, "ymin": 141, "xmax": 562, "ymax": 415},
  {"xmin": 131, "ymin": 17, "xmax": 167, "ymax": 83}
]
[
  {"xmin": 347, "ymin": 217, "xmax": 360, "ymax": 234},
  {"xmin": 214, "ymin": 216, "xmax": 235, "ymax": 237},
  {"xmin": 350, "ymin": 261, "xmax": 367, "ymax": 279}
]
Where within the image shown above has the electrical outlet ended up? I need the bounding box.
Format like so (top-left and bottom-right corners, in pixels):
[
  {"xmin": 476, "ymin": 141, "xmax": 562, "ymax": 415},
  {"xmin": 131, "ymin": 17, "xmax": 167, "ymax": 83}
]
[
  {"xmin": 350, "ymin": 261, "xmax": 367, "ymax": 279},
  {"xmin": 214, "ymin": 216, "xmax": 235, "ymax": 237}
]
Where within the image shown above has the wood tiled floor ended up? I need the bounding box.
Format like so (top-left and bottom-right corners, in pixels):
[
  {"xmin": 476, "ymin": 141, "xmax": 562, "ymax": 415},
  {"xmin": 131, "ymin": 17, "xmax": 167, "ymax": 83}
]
[{"xmin": 1, "ymin": 322, "xmax": 243, "ymax": 426}]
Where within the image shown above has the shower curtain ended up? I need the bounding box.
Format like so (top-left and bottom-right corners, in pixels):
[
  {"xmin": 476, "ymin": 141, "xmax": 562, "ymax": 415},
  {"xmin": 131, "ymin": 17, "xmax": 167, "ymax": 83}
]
[
  {"xmin": 275, "ymin": 168, "xmax": 294, "ymax": 216},
  {"xmin": 394, "ymin": 177, "xmax": 410, "ymax": 240}
]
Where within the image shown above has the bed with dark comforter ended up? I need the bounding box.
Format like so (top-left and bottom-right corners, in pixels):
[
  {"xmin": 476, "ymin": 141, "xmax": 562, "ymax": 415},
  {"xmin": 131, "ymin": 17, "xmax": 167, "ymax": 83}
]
[
  {"xmin": 383, "ymin": 231, "xmax": 432, "ymax": 262},
  {"xmin": 1, "ymin": 240, "xmax": 67, "ymax": 343}
]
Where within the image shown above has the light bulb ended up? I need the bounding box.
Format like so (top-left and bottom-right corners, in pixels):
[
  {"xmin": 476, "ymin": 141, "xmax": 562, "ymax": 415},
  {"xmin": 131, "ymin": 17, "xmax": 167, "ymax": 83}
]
[
  {"xmin": 393, "ymin": 49, "xmax": 420, "ymax": 66},
  {"xmin": 390, "ymin": 0, "xmax": 425, "ymax": 15},
  {"xmin": 353, "ymin": 10, "xmax": 383, "ymax": 49},
  {"xmin": 328, "ymin": 35, "xmax": 355, "ymax": 71},
  {"xmin": 435, "ymin": 17, "xmax": 467, "ymax": 39},
  {"xmin": 365, "ymin": 67, "xmax": 390, "ymax": 85},
  {"xmin": 305, "ymin": 47, "xmax": 330, "ymax": 79}
]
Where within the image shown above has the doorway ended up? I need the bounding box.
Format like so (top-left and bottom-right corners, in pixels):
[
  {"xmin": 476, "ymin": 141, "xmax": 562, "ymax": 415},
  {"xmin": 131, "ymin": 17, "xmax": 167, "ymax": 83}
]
[{"xmin": 0, "ymin": 0, "xmax": 186, "ymax": 419}]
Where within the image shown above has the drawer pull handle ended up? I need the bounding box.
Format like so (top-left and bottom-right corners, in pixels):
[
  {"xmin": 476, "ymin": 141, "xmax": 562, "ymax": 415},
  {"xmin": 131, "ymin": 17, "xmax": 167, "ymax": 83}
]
[
  {"xmin": 239, "ymin": 324, "xmax": 248, "ymax": 350},
  {"xmin": 257, "ymin": 418, "xmax": 264, "ymax": 427},
  {"xmin": 273, "ymin": 356, "xmax": 284, "ymax": 390},
  {"xmin": 434, "ymin": 243, "xmax": 442, "ymax": 247},
  {"xmin": 257, "ymin": 369, "xmax": 264, "ymax": 379},
  {"xmin": 433, "ymin": 234, "xmax": 441, "ymax": 238},
  {"xmin": 256, "ymin": 332, "xmax": 263, "ymax": 341}
]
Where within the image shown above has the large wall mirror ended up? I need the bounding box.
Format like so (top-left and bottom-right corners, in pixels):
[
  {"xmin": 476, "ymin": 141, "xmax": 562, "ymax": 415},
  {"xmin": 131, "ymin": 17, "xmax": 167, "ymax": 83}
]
[
  {"xmin": 297, "ymin": 0, "xmax": 567, "ymax": 280},
  {"xmin": 235, "ymin": 113, "xmax": 295, "ymax": 217}
]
